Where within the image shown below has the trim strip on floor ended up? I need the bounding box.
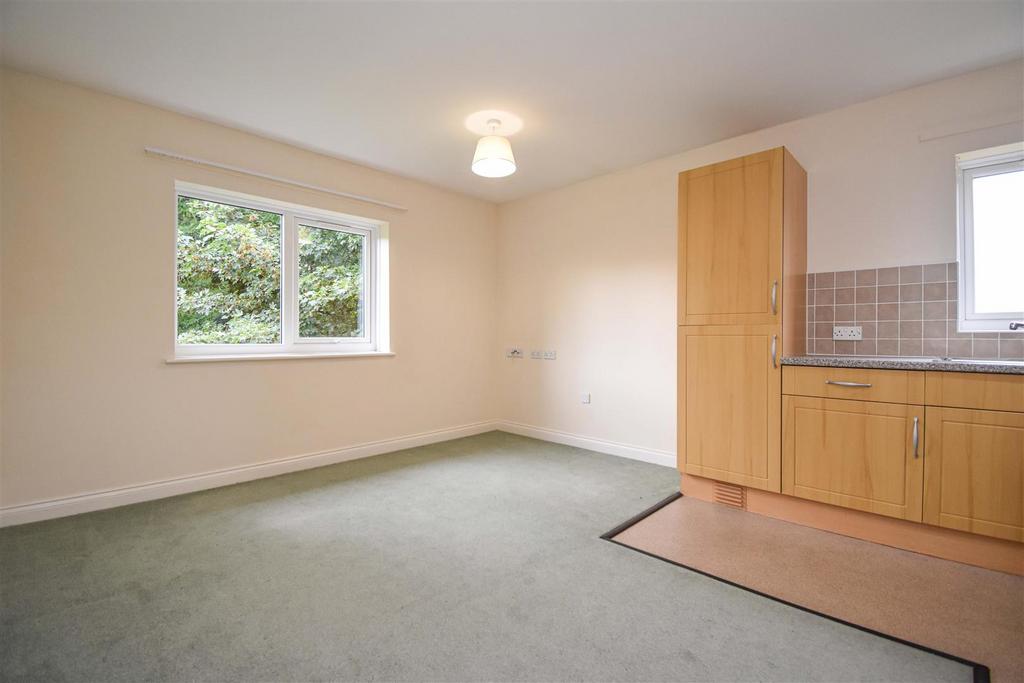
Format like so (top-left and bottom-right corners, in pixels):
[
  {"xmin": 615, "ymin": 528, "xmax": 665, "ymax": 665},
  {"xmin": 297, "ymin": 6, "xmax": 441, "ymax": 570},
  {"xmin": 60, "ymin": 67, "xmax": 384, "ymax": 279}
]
[{"xmin": 601, "ymin": 493, "xmax": 991, "ymax": 683}]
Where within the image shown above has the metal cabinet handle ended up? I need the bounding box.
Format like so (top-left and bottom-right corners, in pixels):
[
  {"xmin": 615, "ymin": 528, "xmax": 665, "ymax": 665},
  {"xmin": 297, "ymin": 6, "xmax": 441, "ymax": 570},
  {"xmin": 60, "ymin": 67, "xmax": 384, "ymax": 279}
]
[
  {"xmin": 771, "ymin": 280, "xmax": 778, "ymax": 315},
  {"xmin": 825, "ymin": 380, "xmax": 873, "ymax": 388},
  {"xmin": 771, "ymin": 335, "xmax": 778, "ymax": 369},
  {"xmin": 912, "ymin": 416, "xmax": 920, "ymax": 458},
  {"xmin": 1010, "ymin": 321, "xmax": 1023, "ymax": 330}
]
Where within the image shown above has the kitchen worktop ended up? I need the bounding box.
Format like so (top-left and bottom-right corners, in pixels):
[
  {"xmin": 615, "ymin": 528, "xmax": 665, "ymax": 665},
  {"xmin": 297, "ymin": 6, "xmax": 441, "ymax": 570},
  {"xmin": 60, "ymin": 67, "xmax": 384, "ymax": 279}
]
[{"xmin": 782, "ymin": 355, "xmax": 1024, "ymax": 375}]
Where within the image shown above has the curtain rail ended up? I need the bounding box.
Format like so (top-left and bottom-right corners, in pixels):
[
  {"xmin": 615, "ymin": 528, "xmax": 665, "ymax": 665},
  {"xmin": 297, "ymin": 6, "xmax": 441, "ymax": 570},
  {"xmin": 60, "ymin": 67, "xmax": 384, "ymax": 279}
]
[{"xmin": 143, "ymin": 147, "xmax": 408, "ymax": 212}]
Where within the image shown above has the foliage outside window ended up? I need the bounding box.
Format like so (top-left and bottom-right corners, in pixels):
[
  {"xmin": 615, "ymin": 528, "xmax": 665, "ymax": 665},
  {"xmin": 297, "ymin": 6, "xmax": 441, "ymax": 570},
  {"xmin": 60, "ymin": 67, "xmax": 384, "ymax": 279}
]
[
  {"xmin": 175, "ymin": 183, "xmax": 389, "ymax": 358},
  {"xmin": 955, "ymin": 143, "xmax": 1024, "ymax": 333}
]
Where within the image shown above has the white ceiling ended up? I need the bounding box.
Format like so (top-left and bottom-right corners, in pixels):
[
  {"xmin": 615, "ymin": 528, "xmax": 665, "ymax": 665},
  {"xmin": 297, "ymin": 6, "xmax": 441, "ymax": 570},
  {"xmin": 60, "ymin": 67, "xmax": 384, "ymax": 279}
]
[{"xmin": 2, "ymin": 1, "xmax": 1021, "ymax": 203}]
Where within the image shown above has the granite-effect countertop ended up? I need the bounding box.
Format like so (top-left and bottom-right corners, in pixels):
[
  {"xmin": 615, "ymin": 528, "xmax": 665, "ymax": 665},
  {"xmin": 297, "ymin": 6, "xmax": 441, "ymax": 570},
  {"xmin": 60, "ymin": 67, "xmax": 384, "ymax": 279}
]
[{"xmin": 782, "ymin": 355, "xmax": 1024, "ymax": 376}]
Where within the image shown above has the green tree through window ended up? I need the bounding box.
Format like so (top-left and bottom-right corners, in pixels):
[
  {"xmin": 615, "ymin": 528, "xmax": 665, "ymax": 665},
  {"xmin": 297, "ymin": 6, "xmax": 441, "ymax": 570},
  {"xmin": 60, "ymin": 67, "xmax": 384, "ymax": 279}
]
[{"xmin": 176, "ymin": 196, "xmax": 282, "ymax": 344}]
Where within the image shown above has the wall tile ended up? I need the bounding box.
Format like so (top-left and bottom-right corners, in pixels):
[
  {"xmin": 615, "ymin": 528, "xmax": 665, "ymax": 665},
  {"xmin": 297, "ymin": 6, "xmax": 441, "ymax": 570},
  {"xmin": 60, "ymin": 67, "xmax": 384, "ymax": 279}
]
[
  {"xmin": 877, "ymin": 285, "xmax": 899, "ymax": 303},
  {"xmin": 834, "ymin": 340, "xmax": 855, "ymax": 354},
  {"xmin": 877, "ymin": 339, "xmax": 899, "ymax": 356},
  {"xmin": 855, "ymin": 303, "xmax": 877, "ymax": 321},
  {"xmin": 923, "ymin": 321, "xmax": 947, "ymax": 339},
  {"xmin": 877, "ymin": 321, "xmax": 899, "ymax": 339},
  {"xmin": 923, "ymin": 339, "xmax": 947, "ymax": 357},
  {"xmin": 900, "ymin": 284, "xmax": 922, "ymax": 302},
  {"xmin": 877, "ymin": 303, "xmax": 899, "ymax": 321},
  {"xmin": 923, "ymin": 282, "xmax": 947, "ymax": 301},
  {"xmin": 900, "ymin": 339, "xmax": 923, "ymax": 356},
  {"xmin": 899, "ymin": 265, "xmax": 923, "ymax": 283},
  {"xmin": 834, "ymin": 304, "xmax": 854, "ymax": 322},
  {"xmin": 878, "ymin": 267, "xmax": 899, "ymax": 285},
  {"xmin": 856, "ymin": 269, "xmax": 877, "ymax": 286},
  {"xmin": 899, "ymin": 302, "xmax": 922, "ymax": 320},
  {"xmin": 855, "ymin": 340, "xmax": 877, "ymax": 356},
  {"xmin": 900, "ymin": 321, "xmax": 922, "ymax": 338},
  {"xmin": 835, "ymin": 288, "xmax": 855, "ymax": 305},
  {"xmin": 815, "ymin": 272, "xmax": 835, "ymax": 288},
  {"xmin": 947, "ymin": 339, "xmax": 972, "ymax": 358},
  {"xmin": 974, "ymin": 340, "xmax": 999, "ymax": 359},
  {"xmin": 807, "ymin": 261, "xmax": 1021, "ymax": 360},
  {"xmin": 922, "ymin": 263, "xmax": 947, "ymax": 282},
  {"xmin": 1000, "ymin": 339, "xmax": 1024, "ymax": 359},
  {"xmin": 923, "ymin": 302, "xmax": 947, "ymax": 320},
  {"xmin": 856, "ymin": 287, "xmax": 877, "ymax": 303}
]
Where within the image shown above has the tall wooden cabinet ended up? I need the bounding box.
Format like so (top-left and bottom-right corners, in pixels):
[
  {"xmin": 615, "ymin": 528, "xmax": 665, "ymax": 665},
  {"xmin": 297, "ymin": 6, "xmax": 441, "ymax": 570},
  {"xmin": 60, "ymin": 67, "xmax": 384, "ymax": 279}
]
[{"xmin": 678, "ymin": 147, "xmax": 807, "ymax": 492}]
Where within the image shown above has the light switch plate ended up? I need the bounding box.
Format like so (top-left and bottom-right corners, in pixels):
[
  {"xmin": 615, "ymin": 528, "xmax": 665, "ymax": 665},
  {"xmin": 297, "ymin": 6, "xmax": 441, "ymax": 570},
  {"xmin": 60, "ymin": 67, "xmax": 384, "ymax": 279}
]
[{"xmin": 833, "ymin": 325, "xmax": 863, "ymax": 341}]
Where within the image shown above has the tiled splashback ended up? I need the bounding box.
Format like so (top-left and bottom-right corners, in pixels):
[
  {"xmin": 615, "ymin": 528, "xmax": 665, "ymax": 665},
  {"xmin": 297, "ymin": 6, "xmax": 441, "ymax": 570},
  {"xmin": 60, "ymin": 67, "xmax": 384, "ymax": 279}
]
[{"xmin": 807, "ymin": 262, "xmax": 1023, "ymax": 360}]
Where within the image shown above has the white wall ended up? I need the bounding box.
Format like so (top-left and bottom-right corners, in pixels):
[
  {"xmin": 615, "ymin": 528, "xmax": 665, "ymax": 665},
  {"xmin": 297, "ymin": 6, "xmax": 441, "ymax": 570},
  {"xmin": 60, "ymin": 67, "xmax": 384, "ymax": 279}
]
[
  {"xmin": 0, "ymin": 69, "xmax": 499, "ymax": 510},
  {"xmin": 496, "ymin": 59, "xmax": 1023, "ymax": 456}
]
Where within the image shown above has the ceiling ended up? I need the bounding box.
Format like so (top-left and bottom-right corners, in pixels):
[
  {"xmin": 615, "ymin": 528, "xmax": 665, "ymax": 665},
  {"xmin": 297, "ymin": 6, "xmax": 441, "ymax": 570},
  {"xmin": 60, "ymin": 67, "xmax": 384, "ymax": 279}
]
[{"xmin": 2, "ymin": 1, "xmax": 1021, "ymax": 203}]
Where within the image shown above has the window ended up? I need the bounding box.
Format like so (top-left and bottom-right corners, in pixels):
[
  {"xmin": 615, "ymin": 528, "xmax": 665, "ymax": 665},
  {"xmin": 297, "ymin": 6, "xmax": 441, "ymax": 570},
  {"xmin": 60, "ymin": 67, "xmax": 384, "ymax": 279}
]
[
  {"xmin": 955, "ymin": 142, "xmax": 1024, "ymax": 333},
  {"xmin": 175, "ymin": 183, "xmax": 389, "ymax": 358}
]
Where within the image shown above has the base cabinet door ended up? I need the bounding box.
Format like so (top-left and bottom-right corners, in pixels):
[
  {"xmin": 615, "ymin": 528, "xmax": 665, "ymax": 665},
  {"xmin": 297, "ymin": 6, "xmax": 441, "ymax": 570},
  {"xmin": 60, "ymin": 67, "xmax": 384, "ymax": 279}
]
[
  {"xmin": 923, "ymin": 407, "xmax": 1024, "ymax": 542},
  {"xmin": 679, "ymin": 325, "xmax": 781, "ymax": 492},
  {"xmin": 782, "ymin": 396, "xmax": 923, "ymax": 521}
]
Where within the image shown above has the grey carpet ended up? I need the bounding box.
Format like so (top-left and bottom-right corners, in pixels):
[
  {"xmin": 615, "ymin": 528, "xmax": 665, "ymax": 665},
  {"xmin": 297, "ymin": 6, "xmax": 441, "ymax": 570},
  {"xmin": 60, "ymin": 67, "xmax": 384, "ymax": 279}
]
[{"xmin": 0, "ymin": 431, "xmax": 972, "ymax": 682}]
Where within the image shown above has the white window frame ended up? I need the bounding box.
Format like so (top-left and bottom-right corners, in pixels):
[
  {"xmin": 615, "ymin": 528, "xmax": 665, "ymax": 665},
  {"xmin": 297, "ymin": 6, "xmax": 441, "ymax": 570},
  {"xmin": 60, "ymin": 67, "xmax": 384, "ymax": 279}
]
[
  {"xmin": 955, "ymin": 142, "xmax": 1024, "ymax": 333},
  {"xmin": 173, "ymin": 182, "xmax": 390, "ymax": 360}
]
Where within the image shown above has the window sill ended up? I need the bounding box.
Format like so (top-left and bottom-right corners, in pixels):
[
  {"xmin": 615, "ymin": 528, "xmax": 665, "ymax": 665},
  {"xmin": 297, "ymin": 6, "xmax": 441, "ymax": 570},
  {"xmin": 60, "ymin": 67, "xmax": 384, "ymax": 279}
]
[{"xmin": 166, "ymin": 351, "xmax": 395, "ymax": 364}]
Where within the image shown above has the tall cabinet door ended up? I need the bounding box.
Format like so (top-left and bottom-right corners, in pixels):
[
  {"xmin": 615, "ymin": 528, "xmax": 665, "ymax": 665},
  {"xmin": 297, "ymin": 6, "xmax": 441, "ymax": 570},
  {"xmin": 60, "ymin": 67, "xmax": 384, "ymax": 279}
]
[
  {"xmin": 678, "ymin": 325, "xmax": 781, "ymax": 492},
  {"xmin": 924, "ymin": 407, "xmax": 1024, "ymax": 542},
  {"xmin": 679, "ymin": 148, "xmax": 783, "ymax": 326}
]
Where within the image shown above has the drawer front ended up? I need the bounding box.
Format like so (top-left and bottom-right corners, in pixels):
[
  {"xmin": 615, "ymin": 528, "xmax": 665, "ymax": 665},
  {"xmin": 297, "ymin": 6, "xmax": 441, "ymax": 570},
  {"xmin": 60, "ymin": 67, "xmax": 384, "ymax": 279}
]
[
  {"xmin": 782, "ymin": 396, "xmax": 923, "ymax": 521},
  {"xmin": 783, "ymin": 366, "xmax": 924, "ymax": 404},
  {"xmin": 924, "ymin": 371, "xmax": 1024, "ymax": 413}
]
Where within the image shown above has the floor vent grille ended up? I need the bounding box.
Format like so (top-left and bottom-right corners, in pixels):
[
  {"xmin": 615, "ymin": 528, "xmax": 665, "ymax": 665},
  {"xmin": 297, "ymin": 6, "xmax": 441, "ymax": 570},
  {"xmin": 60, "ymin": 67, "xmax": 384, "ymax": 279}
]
[{"xmin": 712, "ymin": 481, "xmax": 746, "ymax": 509}]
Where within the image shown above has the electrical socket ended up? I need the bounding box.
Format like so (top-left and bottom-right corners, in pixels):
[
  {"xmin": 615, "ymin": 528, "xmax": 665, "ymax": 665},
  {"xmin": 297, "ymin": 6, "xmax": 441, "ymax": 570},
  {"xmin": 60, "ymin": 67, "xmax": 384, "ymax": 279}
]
[
  {"xmin": 506, "ymin": 347, "xmax": 524, "ymax": 359},
  {"xmin": 832, "ymin": 325, "xmax": 863, "ymax": 341},
  {"xmin": 581, "ymin": 392, "xmax": 591, "ymax": 404},
  {"xmin": 542, "ymin": 350, "xmax": 557, "ymax": 360},
  {"xmin": 530, "ymin": 350, "xmax": 543, "ymax": 359}
]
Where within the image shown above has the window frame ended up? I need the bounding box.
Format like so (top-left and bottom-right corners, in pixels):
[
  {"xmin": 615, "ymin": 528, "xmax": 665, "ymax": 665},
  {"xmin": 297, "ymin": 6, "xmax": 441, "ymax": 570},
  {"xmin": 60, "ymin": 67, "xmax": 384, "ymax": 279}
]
[
  {"xmin": 173, "ymin": 182, "xmax": 390, "ymax": 360},
  {"xmin": 955, "ymin": 142, "xmax": 1024, "ymax": 334}
]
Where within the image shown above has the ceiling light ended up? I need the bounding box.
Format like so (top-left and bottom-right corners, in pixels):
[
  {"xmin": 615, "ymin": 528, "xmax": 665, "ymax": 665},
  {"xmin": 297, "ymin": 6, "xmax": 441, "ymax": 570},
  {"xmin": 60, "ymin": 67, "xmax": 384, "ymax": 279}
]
[
  {"xmin": 472, "ymin": 121, "xmax": 516, "ymax": 178},
  {"xmin": 466, "ymin": 111, "xmax": 522, "ymax": 179}
]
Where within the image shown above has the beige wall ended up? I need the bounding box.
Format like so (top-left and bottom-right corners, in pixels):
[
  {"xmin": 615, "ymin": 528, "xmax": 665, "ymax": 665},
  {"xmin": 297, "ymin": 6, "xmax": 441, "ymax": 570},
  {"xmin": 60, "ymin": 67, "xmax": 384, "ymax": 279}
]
[
  {"xmin": 0, "ymin": 69, "xmax": 499, "ymax": 508},
  {"xmin": 3, "ymin": 60, "xmax": 1022, "ymax": 511},
  {"xmin": 496, "ymin": 60, "xmax": 1023, "ymax": 455}
]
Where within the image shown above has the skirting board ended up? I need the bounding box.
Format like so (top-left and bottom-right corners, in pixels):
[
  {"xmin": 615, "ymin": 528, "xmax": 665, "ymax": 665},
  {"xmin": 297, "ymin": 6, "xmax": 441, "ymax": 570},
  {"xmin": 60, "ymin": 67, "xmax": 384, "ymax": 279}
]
[
  {"xmin": 496, "ymin": 421, "xmax": 676, "ymax": 469},
  {"xmin": 0, "ymin": 421, "xmax": 499, "ymax": 528},
  {"xmin": 0, "ymin": 421, "xmax": 674, "ymax": 528}
]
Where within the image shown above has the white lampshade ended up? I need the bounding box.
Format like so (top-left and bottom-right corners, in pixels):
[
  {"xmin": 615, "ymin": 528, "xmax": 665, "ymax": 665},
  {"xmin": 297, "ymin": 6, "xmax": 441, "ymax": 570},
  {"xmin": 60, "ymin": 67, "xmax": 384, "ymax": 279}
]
[{"xmin": 472, "ymin": 135, "xmax": 516, "ymax": 178}]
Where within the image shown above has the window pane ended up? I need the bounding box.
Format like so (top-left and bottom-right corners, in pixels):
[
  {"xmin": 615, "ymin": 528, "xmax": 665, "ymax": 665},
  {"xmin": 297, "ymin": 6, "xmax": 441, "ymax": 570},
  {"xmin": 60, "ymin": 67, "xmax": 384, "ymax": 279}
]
[
  {"xmin": 972, "ymin": 169, "xmax": 1024, "ymax": 314},
  {"xmin": 176, "ymin": 196, "xmax": 282, "ymax": 344},
  {"xmin": 298, "ymin": 225, "xmax": 365, "ymax": 338}
]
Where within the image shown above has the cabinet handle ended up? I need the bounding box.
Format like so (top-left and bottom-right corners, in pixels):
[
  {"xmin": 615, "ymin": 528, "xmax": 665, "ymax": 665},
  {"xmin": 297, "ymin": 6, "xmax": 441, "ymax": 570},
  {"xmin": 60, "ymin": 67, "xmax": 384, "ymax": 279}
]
[
  {"xmin": 912, "ymin": 416, "xmax": 920, "ymax": 459},
  {"xmin": 825, "ymin": 380, "xmax": 873, "ymax": 388},
  {"xmin": 771, "ymin": 335, "xmax": 778, "ymax": 369},
  {"xmin": 771, "ymin": 280, "xmax": 778, "ymax": 315}
]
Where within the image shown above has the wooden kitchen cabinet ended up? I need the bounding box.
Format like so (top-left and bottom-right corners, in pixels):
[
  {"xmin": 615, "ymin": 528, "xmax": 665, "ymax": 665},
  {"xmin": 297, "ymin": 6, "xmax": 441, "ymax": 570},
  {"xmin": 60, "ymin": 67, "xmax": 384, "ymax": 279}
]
[
  {"xmin": 782, "ymin": 395, "xmax": 924, "ymax": 521},
  {"xmin": 677, "ymin": 147, "xmax": 805, "ymax": 492},
  {"xmin": 679, "ymin": 148, "xmax": 800, "ymax": 328},
  {"xmin": 679, "ymin": 325, "xmax": 781, "ymax": 492},
  {"xmin": 923, "ymin": 406, "xmax": 1024, "ymax": 542}
]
